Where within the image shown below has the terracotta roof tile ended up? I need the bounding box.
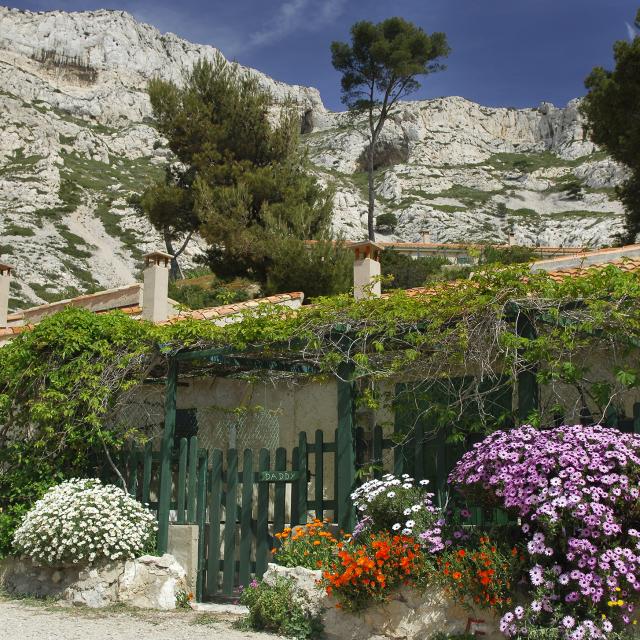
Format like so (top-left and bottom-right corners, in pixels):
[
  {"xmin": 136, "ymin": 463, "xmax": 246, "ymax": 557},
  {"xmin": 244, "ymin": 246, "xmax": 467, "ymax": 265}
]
[{"xmin": 161, "ymin": 292, "xmax": 304, "ymax": 325}]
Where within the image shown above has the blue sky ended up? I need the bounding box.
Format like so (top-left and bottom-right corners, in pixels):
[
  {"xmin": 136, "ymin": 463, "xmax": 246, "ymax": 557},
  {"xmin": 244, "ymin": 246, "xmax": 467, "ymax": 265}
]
[{"xmin": 5, "ymin": 0, "xmax": 638, "ymax": 111}]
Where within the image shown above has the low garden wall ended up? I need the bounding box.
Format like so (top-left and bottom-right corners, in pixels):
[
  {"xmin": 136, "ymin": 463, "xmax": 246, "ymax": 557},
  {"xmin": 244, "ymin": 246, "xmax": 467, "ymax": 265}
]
[
  {"xmin": 263, "ymin": 564, "xmax": 502, "ymax": 640},
  {"xmin": 0, "ymin": 553, "xmax": 187, "ymax": 609}
]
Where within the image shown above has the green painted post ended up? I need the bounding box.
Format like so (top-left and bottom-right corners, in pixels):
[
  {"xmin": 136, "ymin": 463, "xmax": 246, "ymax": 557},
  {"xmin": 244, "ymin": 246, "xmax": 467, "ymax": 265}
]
[
  {"xmin": 256, "ymin": 449, "xmax": 270, "ymax": 578},
  {"xmin": 336, "ymin": 364, "xmax": 356, "ymax": 532},
  {"xmin": 634, "ymin": 403, "xmax": 640, "ymax": 434},
  {"xmin": 333, "ymin": 427, "xmax": 340, "ymax": 525},
  {"xmin": 291, "ymin": 446, "xmax": 300, "ymax": 526},
  {"xmin": 157, "ymin": 359, "xmax": 178, "ymax": 554},
  {"xmin": 239, "ymin": 449, "xmax": 254, "ymax": 589},
  {"xmin": 273, "ymin": 448, "xmax": 286, "ymax": 536},
  {"xmin": 196, "ymin": 450, "xmax": 208, "ymax": 602},
  {"xmin": 314, "ymin": 430, "xmax": 324, "ymax": 521},
  {"xmin": 517, "ymin": 314, "xmax": 539, "ymax": 422},
  {"xmin": 207, "ymin": 449, "xmax": 223, "ymax": 597},
  {"xmin": 142, "ymin": 441, "xmax": 153, "ymax": 506},
  {"xmin": 187, "ymin": 436, "xmax": 198, "ymax": 523},
  {"xmin": 176, "ymin": 438, "xmax": 188, "ymax": 524},
  {"xmin": 222, "ymin": 448, "xmax": 238, "ymax": 596}
]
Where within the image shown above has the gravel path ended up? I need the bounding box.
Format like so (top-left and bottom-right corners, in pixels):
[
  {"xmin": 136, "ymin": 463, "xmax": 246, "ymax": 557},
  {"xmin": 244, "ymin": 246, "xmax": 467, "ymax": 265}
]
[{"xmin": 0, "ymin": 599, "xmax": 282, "ymax": 640}]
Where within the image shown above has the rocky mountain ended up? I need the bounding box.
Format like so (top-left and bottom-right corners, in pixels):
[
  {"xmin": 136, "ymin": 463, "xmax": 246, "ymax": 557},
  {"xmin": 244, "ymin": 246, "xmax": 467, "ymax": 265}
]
[{"xmin": 0, "ymin": 6, "xmax": 627, "ymax": 311}]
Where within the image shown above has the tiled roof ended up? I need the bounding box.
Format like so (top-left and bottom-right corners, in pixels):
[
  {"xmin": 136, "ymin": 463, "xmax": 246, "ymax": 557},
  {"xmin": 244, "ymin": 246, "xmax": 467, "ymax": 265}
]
[
  {"xmin": 161, "ymin": 292, "xmax": 304, "ymax": 324},
  {"xmin": 0, "ymin": 293, "xmax": 304, "ymax": 342},
  {"xmin": 377, "ymin": 242, "xmax": 587, "ymax": 256},
  {"xmin": 396, "ymin": 257, "xmax": 640, "ymax": 299},
  {"xmin": 544, "ymin": 257, "xmax": 640, "ymax": 283}
]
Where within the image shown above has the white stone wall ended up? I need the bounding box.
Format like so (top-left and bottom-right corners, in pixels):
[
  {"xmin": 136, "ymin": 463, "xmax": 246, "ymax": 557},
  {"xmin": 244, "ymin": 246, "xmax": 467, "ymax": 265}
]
[
  {"xmin": 0, "ymin": 554, "xmax": 187, "ymax": 609},
  {"xmin": 263, "ymin": 563, "xmax": 503, "ymax": 640}
]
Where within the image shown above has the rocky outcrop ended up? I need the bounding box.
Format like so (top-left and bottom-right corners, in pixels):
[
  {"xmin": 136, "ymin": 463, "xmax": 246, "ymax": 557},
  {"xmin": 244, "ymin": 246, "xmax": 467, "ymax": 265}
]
[
  {"xmin": 0, "ymin": 7, "xmax": 628, "ymax": 311},
  {"xmin": 0, "ymin": 6, "xmax": 325, "ymax": 124},
  {"xmin": 263, "ymin": 563, "xmax": 502, "ymax": 640},
  {"xmin": 0, "ymin": 554, "xmax": 187, "ymax": 609}
]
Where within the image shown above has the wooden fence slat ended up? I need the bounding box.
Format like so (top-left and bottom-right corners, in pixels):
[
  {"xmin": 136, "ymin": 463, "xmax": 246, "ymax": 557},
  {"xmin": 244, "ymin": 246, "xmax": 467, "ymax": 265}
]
[
  {"xmin": 373, "ymin": 425, "xmax": 383, "ymax": 479},
  {"xmin": 206, "ymin": 449, "xmax": 223, "ymax": 597},
  {"xmin": 142, "ymin": 441, "xmax": 153, "ymax": 506},
  {"xmin": 196, "ymin": 450, "xmax": 208, "ymax": 602},
  {"xmin": 634, "ymin": 402, "xmax": 640, "ymax": 434},
  {"xmin": 222, "ymin": 448, "xmax": 238, "ymax": 596},
  {"xmin": 273, "ymin": 448, "xmax": 286, "ymax": 537},
  {"xmin": 255, "ymin": 449, "xmax": 270, "ymax": 578},
  {"xmin": 187, "ymin": 436, "xmax": 198, "ymax": 523},
  {"xmin": 297, "ymin": 433, "xmax": 308, "ymax": 525},
  {"xmin": 291, "ymin": 446, "xmax": 300, "ymax": 526},
  {"xmin": 239, "ymin": 449, "xmax": 254, "ymax": 589},
  {"xmin": 177, "ymin": 438, "xmax": 188, "ymax": 524},
  {"xmin": 314, "ymin": 430, "xmax": 324, "ymax": 521}
]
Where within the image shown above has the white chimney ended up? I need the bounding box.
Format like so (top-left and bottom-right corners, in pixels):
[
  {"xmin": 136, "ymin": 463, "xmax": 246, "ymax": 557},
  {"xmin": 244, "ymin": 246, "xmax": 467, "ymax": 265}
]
[
  {"xmin": 0, "ymin": 262, "xmax": 13, "ymax": 328},
  {"xmin": 142, "ymin": 251, "xmax": 172, "ymax": 323},
  {"xmin": 420, "ymin": 229, "xmax": 432, "ymax": 244},
  {"xmin": 508, "ymin": 233, "xmax": 516, "ymax": 247},
  {"xmin": 352, "ymin": 242, "xmax": 383, "ymax": 300}
]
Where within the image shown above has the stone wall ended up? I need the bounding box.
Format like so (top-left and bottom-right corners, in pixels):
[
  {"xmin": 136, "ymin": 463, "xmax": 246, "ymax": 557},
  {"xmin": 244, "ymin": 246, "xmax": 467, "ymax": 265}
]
[
  {"xmin": 263, "ymin": 563, "xmax": 503, "ymax": 640},
  {"xmin": 0, "ymin": 554, "xmax": 187, "ymax": 609}
]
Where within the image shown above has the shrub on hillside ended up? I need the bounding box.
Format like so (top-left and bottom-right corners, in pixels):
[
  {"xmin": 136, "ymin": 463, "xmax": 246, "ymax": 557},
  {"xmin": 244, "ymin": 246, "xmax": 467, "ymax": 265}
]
[{"xmin": 12, "ymin": 478, "xmax": 156, "ymax": 566}]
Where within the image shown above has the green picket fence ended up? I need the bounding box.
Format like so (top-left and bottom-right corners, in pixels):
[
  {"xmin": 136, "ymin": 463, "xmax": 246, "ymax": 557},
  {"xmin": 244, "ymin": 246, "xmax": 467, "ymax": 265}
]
[{"xmin": 122, "ymin": 407, "xmax": 640, "ymax": 601}]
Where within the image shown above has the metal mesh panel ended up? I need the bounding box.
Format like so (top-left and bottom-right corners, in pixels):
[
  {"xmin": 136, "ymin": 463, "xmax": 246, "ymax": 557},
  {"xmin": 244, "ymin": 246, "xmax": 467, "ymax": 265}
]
[
  {"xmin": 196, "ymin": 406, "xmax": 281, "ymax": 455},
  {"xmin": 109, "ymin": 385, "xmax": 165, "ymax": 439}
]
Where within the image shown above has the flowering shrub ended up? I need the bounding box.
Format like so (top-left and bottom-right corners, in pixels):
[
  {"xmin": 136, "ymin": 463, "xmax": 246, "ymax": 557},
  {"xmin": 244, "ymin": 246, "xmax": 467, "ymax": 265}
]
[
  {"xmin": 450, "ymin": 425, "xmax": 640, "ymax": 639},
  {"xmin": 351, "ymin": 473, "xmax": 443, "ymax": 550},
  {"xmin": 435, "ymin": 536, "xmax": 520, "ymax": 610},
  {"xmin": 273, "ymin": 519, "xmax": 341, "ymax": 570},
  {"xmin": 12, "ymin": 478, "xmax": 157, "ymax": 566},
  {"xmin": 322, "ymin": 532, "xmax": 422, "ymax": 611}
]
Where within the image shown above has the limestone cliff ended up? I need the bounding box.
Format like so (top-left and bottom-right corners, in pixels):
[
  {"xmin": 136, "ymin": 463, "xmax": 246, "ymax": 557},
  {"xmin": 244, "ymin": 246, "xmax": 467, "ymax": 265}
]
[{"xmin": 0, "ymin": 6, "xmax": 626, "ymax": 310}]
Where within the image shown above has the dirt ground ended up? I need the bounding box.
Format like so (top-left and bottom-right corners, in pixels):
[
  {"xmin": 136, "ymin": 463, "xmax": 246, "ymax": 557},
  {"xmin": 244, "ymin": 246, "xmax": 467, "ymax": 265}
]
[{"xmin": 0, "ymin": 597, "xmax": 282, "ymax": 640}]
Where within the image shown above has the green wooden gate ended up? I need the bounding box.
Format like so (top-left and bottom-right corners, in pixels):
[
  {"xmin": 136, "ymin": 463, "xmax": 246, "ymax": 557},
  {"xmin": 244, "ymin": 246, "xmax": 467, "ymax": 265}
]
[{"xmin": 122, "ymin": 427, "xmax": 368, "ymax": 601}]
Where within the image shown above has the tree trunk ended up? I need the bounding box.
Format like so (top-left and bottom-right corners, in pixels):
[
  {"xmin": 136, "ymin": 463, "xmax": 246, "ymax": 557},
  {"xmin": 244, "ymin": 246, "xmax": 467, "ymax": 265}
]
[
  {"xmin": 163, "ymin": 231, "xmax": 182, "ymax": 281},
  {"xmin": 367, "ymin": 135, "xmax": 376, "ymax": 241}
]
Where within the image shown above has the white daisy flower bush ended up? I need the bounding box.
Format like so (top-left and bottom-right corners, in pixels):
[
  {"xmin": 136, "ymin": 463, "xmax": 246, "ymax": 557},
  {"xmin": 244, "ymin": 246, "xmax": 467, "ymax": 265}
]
[
  {"xmin": 350, "ymin": 473, "xmax": 443, "ymax": 551},
  {"xmin": 12, "ymin": 478, "xmax": 157, "ymax": 566}
]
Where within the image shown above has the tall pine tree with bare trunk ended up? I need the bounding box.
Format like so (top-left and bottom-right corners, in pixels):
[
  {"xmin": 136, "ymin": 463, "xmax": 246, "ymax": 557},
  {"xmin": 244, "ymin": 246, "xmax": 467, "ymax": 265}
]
[{"xmin": 331, "ymin": 18, "xmax": 450, "ymax": 241}]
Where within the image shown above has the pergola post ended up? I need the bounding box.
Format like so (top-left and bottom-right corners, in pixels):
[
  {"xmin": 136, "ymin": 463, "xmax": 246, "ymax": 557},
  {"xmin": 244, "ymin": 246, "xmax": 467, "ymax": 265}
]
[
  {"xmin": 336, "ymin": 363, "xmax": 356, "ymax": 532},
  {"xmin": 157, "ymin": 358, "xmax": 178, "ymax": 553},
  {"xmin": 517, "ymin": 314, "xmax": 539, "ymax": 422}
]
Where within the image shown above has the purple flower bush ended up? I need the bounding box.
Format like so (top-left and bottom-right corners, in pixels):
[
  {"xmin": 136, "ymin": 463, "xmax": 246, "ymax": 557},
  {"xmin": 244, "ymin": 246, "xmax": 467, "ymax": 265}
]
[{"xmin": 449, "ymin": 424, "xmax": 640, "ymax": 639}]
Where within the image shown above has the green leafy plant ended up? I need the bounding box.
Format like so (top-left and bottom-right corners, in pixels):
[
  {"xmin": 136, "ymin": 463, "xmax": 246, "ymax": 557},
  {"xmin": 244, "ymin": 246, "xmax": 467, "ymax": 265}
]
[
  {"xmin": 175, "ymin": 589, "xmax": 194, "ymax": 609},
  {"xmin": 239, "ymin": 576, "xmax": 322, "ymax": 639}
]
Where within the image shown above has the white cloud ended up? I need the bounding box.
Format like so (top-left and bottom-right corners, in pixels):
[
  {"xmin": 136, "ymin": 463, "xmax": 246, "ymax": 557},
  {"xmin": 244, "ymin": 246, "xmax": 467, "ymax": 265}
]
[
  {"xmin": 247, "ymin": 0, "xmax": 347, "ymax": 50},
  {"xmin": 626, "ymin": 21, "xmax": 638, "ymax": 42}
]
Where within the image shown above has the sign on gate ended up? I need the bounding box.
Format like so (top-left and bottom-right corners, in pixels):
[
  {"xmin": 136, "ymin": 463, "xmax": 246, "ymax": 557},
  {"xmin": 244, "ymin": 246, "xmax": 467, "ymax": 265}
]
[{"xmin": 258, "ymin": 470, "xmax": 302, "ymax": 482}]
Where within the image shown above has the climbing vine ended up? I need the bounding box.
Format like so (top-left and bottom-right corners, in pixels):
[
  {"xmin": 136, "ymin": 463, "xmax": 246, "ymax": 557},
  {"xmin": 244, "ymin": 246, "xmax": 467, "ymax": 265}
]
[{"xmin": 1, "ymin": 262, "xmax": 640, "ymax": 555}]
